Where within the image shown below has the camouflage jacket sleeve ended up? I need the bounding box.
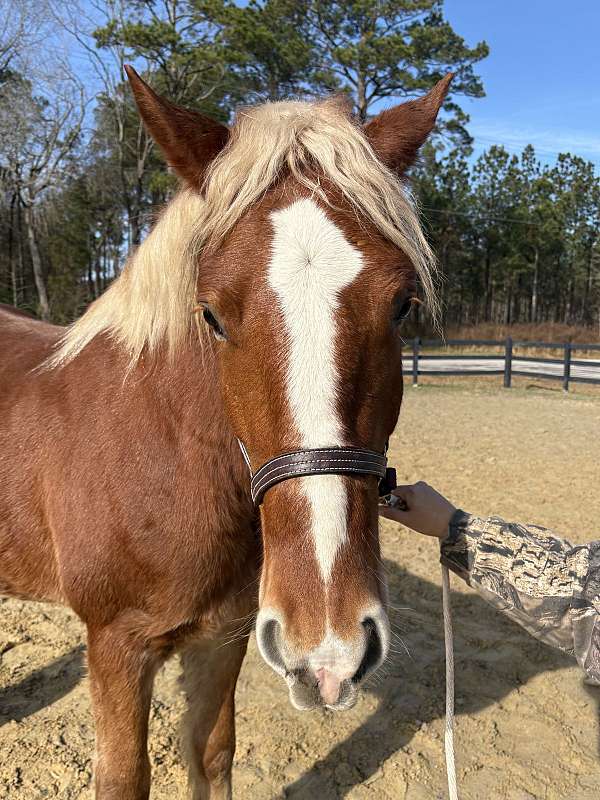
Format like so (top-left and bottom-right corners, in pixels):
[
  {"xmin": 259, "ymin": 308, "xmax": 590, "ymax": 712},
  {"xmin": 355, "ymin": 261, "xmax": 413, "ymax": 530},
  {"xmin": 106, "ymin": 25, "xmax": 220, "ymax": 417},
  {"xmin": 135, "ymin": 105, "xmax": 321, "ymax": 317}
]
[{"xmin": 440, "ymin": 510, "xmax": 600, "ymax": 682}]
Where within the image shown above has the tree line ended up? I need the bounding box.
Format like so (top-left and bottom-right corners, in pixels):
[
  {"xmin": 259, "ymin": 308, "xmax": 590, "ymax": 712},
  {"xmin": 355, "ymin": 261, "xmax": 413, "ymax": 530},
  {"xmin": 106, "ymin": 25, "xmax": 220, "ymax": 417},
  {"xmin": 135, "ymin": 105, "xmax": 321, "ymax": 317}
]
[
  {"xmin": 0, "ymin": 0, "xmax": 597, "ymax": 334},
  {"xmin": 416, "ymin": 144, "xmax": 600, "ymax": 331}
]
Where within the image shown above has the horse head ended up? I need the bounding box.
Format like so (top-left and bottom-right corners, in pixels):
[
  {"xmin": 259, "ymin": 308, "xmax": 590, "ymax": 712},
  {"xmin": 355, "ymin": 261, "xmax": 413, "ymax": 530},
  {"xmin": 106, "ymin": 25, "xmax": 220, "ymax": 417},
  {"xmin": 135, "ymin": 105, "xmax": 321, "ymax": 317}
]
[{"xmin": 125, "ymin": 67, "xmax": 450, "ymax": 709}]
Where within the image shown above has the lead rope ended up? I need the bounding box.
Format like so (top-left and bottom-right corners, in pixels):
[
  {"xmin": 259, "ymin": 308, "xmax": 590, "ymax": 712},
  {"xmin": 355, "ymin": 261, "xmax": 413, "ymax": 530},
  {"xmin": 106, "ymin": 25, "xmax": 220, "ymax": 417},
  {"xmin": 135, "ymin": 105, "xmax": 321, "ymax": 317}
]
[{"xmin": 442, "ymin": 563, "xmax": 459, "ymax": 800}]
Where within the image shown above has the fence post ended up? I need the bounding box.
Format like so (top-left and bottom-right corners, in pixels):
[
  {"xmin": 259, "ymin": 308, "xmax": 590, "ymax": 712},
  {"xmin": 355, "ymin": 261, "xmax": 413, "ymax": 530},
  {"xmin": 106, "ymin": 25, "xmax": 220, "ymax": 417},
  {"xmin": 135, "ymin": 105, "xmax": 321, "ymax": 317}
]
[
  {"xmin": 504, "ymin": 336, "xmax": 513, "ymax": 388},
  {"xmin": 412, "ymin": 337, "xmax": 420, "ymax": 387},
  {"xmin": 563, "ymin": 343, "xmax": 572, "ymax": 392}
]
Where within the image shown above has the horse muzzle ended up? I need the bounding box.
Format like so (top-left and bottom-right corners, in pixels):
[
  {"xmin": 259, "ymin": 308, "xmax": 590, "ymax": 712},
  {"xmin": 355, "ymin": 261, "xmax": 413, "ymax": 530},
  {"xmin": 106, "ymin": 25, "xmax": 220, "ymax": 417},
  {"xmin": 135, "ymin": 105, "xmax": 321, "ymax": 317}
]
[{"xmin": 255, "ymin": 606, "xmax": 390, "ymax": 710}]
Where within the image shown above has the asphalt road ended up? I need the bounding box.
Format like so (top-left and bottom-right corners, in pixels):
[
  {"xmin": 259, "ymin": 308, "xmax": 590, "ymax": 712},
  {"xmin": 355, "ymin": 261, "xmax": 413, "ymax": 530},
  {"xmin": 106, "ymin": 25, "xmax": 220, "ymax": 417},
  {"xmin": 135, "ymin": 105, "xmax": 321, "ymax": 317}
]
[{"xmin": 401, "ymin": 355, "xmax": 600, "ymax": 383}]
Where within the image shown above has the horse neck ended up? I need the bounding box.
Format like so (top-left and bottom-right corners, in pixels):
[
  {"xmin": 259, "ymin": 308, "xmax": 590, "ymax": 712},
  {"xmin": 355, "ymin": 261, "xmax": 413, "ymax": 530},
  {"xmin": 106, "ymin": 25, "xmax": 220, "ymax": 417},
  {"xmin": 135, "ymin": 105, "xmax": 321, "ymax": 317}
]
[{"xmin": 65, "ymin": 330, "xmax": 253, "ymax": 523}]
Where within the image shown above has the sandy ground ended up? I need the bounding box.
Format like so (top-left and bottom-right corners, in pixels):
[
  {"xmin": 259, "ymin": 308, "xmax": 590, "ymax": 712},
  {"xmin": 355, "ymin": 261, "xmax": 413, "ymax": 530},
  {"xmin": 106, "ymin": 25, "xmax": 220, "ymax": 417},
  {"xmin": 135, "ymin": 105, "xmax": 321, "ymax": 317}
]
[{"xmin": 1, "ymin": 382, "xmax": 599, "ymax": 799}]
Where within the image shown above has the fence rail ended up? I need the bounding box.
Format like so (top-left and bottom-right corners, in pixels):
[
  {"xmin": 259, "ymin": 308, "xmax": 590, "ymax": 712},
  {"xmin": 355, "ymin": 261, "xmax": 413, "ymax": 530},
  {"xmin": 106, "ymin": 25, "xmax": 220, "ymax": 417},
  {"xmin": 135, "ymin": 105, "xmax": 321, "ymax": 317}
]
[{"xmin": 404, "ymin": 337, "xmax": 600, "ymax": 391}]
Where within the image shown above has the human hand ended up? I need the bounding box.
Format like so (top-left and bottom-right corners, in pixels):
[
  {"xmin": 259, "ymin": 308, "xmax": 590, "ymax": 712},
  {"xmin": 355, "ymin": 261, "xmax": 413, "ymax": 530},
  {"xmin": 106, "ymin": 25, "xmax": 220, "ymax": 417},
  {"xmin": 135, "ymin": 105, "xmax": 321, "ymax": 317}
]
[{"xmin": 379, "ymin": 481, "xmax": 456, "ymax": 538}]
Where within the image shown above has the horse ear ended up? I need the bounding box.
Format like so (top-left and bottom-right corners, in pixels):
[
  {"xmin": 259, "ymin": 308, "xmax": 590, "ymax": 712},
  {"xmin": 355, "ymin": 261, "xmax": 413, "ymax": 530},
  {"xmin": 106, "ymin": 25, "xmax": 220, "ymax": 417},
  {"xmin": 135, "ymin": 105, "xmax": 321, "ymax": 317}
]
[
  {"xmin": 124, "ymin": 65, "xmax": 229, "ymax": 190},
  {"xmin": 364, "ymin": 73, "xmax": 453, "ymax": 174}
]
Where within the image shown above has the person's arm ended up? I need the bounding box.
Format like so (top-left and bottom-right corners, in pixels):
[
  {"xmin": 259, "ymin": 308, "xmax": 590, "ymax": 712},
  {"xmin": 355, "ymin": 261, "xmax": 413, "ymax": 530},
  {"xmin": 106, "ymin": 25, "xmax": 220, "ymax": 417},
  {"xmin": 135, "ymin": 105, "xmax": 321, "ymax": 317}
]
[{"xmin": 379, "ymin": 482, "xmax": 600, "ymax": 683}]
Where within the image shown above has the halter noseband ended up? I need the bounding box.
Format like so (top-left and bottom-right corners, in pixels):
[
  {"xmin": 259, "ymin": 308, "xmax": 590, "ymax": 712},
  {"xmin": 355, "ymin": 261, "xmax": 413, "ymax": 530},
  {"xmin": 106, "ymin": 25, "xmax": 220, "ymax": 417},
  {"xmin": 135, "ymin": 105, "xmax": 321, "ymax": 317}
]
[{"xmin": 238, "ymin": 441, "xmax": 397, "ymax": 506}]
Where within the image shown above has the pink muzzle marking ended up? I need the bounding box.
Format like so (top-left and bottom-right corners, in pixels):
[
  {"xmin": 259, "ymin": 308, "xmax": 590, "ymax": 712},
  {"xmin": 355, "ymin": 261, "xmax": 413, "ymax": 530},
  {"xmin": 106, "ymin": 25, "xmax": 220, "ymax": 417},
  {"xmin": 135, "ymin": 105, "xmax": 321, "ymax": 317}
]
[{"xmin": 315, "ymin": 667, "xmax": 343, "ymax": 706}]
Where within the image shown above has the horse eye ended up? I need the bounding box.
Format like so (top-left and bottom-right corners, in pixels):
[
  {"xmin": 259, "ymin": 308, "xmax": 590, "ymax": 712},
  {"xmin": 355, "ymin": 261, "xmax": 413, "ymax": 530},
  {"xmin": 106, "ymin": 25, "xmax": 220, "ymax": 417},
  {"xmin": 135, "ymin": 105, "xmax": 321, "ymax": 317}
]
[
  {"xmin": 393, "ymin": 298, "xmax": 414, "ymax": 324},
  {"xmin": 202, "ymin": 308, "xmax": 226, "ymax": 341}
]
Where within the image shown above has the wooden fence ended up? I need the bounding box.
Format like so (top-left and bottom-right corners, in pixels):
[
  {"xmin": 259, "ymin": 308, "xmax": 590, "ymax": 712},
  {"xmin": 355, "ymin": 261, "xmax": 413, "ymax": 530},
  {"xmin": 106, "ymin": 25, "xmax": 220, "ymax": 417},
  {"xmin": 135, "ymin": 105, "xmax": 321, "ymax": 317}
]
[{"xmin": 407, "ymin": 338, "xmax": 600, "ymax": 392}]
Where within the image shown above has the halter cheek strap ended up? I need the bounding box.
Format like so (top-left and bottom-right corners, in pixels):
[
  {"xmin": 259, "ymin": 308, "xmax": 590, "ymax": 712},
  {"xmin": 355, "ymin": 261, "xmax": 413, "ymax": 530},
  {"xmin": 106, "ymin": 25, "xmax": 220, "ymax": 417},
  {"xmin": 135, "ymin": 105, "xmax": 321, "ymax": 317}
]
[{"xmin": 238, "ymin": 440, "xmax": 397, "ymax": 506}]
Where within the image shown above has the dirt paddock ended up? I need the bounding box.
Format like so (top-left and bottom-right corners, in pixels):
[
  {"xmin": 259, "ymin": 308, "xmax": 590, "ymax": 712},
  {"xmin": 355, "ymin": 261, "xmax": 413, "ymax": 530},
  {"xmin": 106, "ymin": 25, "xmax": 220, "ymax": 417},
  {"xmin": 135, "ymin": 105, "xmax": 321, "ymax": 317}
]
[{"xmin": 1, "ymin": 383, "xmax": 599, "ymax": 799}]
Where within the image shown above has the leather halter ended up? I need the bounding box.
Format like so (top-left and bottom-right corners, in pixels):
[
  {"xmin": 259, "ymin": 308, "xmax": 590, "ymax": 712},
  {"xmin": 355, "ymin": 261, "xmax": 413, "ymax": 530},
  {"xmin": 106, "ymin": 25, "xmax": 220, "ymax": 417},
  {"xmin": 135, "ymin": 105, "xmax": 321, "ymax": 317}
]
[{"xmin": 238, "ymin": 440, "xmax": 397, "ymax": 506}]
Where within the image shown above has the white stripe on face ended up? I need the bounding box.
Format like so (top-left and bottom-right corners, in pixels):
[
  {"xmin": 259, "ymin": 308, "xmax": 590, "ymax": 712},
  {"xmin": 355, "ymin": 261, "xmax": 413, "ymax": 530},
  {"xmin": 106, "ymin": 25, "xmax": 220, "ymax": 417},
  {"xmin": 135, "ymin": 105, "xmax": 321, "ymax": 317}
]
[{"xmin": 268, "ymin": 198, "xmax": 364, "ymax": 581}]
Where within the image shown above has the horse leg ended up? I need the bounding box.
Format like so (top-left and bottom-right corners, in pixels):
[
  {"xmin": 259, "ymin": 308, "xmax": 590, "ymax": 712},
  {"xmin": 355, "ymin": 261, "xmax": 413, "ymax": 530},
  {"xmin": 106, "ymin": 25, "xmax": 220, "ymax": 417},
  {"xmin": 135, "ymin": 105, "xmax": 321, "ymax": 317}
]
[
  {"xmin": 180, "ymin": 637, "xmax": 249, "ymax": 800},
  {"xmin": 86, "ymin": 622, "xmax": 163, "ymax": 800}
]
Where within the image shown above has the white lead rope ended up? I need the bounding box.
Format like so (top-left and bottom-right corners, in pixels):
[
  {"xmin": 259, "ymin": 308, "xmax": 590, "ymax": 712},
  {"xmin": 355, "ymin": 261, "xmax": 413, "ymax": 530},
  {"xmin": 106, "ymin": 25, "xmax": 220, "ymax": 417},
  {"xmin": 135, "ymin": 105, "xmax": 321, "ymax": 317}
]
[{"xmin": 442, "ymin": 563, "xmax": 459, "ymax": 800}]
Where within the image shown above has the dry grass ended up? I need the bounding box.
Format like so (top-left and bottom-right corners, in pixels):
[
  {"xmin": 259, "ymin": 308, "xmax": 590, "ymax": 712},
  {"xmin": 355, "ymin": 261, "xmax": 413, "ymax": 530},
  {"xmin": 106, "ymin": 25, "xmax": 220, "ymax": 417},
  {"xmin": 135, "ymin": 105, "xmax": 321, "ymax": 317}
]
[
  {"xmin": 407, "ymin": 374, "xmax": 600, "ymax": 397},
  {"xmin": 446, "ymin": 322, "xmax": 599, "ymax": 346},
  {"xmin": 408, "ymin": 323, "xmax": 600, "ymax": 360}
]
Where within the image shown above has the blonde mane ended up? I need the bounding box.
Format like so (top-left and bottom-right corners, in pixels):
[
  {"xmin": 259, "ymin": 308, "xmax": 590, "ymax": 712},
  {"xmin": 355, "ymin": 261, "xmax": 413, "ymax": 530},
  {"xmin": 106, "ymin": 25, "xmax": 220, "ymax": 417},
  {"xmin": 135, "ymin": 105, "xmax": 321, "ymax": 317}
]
[{"xmin": 49, "ymin": 97, "xmax": 438, "ymax": 368}]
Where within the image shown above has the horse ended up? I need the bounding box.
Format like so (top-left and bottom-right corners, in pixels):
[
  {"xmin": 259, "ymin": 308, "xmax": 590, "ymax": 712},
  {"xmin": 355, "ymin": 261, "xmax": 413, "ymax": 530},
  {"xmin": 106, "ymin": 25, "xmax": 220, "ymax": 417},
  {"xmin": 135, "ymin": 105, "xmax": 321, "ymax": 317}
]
[{"xmin": 0, "ymin": 66, "xmax": 450, "ymax": 799}]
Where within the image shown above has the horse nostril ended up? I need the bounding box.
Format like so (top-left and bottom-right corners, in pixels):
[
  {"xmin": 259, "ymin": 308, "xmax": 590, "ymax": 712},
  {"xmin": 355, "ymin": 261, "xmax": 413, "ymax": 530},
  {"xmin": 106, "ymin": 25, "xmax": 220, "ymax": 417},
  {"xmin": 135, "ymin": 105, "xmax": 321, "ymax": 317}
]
[
  {"xmin": 256, "ymin": 616, "xmax": 286, "ymax": 674},
  {"xmin": 352, "ymin": 617, "xmax": 383, "ymax": 684}
]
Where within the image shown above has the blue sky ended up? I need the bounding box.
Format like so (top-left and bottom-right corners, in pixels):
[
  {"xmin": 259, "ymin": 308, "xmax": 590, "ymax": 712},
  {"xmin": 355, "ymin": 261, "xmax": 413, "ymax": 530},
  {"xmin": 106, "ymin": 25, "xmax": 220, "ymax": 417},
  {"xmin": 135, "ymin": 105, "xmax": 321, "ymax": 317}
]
[
  {"xmin": 71, "ymin": 0, "xmax": 600, "ymax": 167},
  {"xmin": 443, "ymin": 0, "xmax": 600, "ymax": 165}
]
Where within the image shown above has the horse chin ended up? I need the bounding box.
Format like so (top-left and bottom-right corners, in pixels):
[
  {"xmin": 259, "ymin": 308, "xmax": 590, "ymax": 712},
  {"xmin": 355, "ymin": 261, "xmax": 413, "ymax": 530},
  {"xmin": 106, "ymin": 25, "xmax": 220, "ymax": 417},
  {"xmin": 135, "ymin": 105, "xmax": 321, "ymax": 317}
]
[{"xmin": 286, "ymin": 675, "xmax": 359, "ymax": 712}]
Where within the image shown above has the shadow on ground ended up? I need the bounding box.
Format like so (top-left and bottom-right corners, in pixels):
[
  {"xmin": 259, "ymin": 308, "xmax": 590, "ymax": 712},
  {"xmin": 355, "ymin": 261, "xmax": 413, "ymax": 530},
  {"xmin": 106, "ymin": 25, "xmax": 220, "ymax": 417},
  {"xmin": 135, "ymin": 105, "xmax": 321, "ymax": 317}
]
[
  {"xmin": 285, "ymin": 558, "xmax": 591, "ymax": 799},
  {"xmin": 0, "ymin": 644, "xmax": 85, "ymax": 726}
]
